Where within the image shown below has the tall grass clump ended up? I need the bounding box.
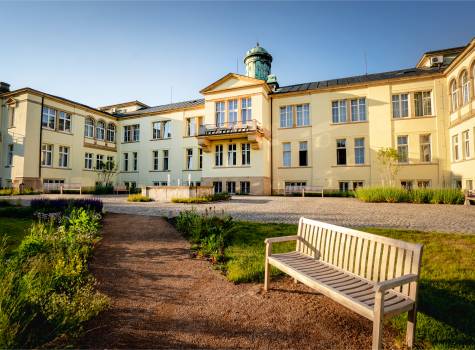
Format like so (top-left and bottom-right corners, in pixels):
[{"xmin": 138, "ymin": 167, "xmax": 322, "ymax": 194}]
[
  {"xmin": 355, "ymin": 187, "xmax": 464, "ymax": 205},
  {"xmin": 0, "ymin": 207, "xmax": 108, "ymax": 348}
]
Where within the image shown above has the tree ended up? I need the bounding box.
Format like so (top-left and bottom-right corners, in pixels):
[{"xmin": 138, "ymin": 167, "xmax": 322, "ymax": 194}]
[
  {"xmin": 94, "ymin": 159, "xmax": 118, "ymax": 187},
  {"xmin": 377, "ymin": 147, "xmax": 400, "ymax": 186}
]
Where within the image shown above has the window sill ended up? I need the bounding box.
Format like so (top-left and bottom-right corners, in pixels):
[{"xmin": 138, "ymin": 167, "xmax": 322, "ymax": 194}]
[
  {"xmin": 182, "ymin": 169, "xmax": 202, "ymax": 171},
  {"xmin": 278, "ymin": 166, "xmax": 312, "ymax": 169},
  {"xmin": 331, "ymin": 164, "xmax": 370, "ymax": 168},
  {"xmin": 120, "ymin": 171, "xmax": 139, "ymax": 174},
  {"xmin": 149, "ymin": 170, "xmax": 170, "ymax": 172},
  {"xmin": 398, "ymin": 162, "xmax": 439, "ymax": 166},
  {"xmin": 42, "ymin": 166, "xmax": 72, "ymax": 170},
  {"xmin": 330, "ymin": 120, "xmax": 368, "ymax": 126},
  {"xmin": 392, "ymin": 115, "xmax": 436, "ymax": 120},
  {"xmin": 212, "ymin": 165, "xmax": 252, "ymax": 169},
  {"xmin": 150, "ymin": 137, "xmax": 172, "ymax": 141},
  {"xmin": 121, "ymin": 141, "xmax": 140, "ymax": 144}
]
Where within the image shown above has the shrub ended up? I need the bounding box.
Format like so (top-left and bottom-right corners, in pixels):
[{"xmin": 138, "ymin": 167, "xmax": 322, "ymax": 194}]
[
  {"xmin": 171, "ymin": 192, "xmax": 232, "ymax": 204},
  {"xmin": 127, "ymin": 194, "xmax": 152, "ymax": 202},
  {"xmin": 30, "ymin": 199, "xmax": 103, "ymax": 214},
  {"xmin": 355, "ymin": 187, "xmax": 464, "ymax": 205},
  {"xmin": 0, "ymin": 188, "xmax": 39, "ymax": 196},
  {"xmin": 93, "ymin": 183, "xmax": 114, "ymax": 195}
]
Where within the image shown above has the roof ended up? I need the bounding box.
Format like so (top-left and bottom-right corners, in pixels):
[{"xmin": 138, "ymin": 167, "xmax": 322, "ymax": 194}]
[
  {"xmin": 118, "ymin": 98, "xmax": 204, "ymax": 117},
  {"xmin": 274, "ymin": 67, "xmax": 443, "ymax": 94},
  {"xmin": 98, "ymin": 100, "xmax": 149, "ymax": 110},
  {"xmin": 423, "ymin": 46, "xmax": 466, "ymax": 56}
]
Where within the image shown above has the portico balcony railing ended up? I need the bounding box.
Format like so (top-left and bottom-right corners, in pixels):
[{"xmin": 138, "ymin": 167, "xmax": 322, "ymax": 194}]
[{"xmin": 198, "ymin": 119, "xmax": 262, "ymax": 136}]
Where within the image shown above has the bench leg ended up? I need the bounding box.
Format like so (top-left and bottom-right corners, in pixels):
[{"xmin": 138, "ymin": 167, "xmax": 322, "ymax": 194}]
[
  {"xmin": 293, "ymin": 278, "xmax": 298, "ymax": 284},
  {"xmin": 264, "ymin": 258, "xmax": 270, "ymax": 291},
  {"xmin": 406, "ymin": 304, "xmax": 417, "ymax": 349},
  {"xmin": 372, "ymin": 292, "xmax": 384, "ymax": 350}
]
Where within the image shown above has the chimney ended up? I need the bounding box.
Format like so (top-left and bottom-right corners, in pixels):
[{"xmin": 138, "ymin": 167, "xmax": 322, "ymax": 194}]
[{"xmin": 0, "ymin": 82, "xmax": 10, "ymax": 93}]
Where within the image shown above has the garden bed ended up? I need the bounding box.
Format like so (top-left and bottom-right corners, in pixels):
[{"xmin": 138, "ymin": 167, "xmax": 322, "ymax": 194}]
[{"xmin": 355, "ymin": 187, "xmax": 465, "ymax": 204}]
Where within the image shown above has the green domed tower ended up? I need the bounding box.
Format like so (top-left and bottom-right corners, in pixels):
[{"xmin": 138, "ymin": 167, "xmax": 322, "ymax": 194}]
[{"xmin": 244, "ymin": 43, "xmax": 273, "ymax": 81}]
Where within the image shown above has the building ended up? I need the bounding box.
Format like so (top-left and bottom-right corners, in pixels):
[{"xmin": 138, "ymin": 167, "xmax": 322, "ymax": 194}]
[{"xmin": 1, "ymin": 39, "xmax": 475, "ymax": 195}]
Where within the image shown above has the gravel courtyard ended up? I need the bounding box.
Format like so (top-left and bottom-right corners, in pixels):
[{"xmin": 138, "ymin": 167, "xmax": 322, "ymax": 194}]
[{"xmin": 15, "ymin": 194, "xmax": 474, "ymax": 234}]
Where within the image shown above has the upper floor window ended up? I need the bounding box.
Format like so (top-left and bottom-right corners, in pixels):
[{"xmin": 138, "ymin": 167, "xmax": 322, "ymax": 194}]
[
  {"xmin": 153, "ymin": 151, "xmax": 159, "ymax": 171},
  {"xmin": 241, "ymin": 143, "xmax": 250, "ymax": 165},
  {"xmin": 241, "ymin": 97, "xmax": 252, "ymax": 122},
  {"xmin": 299, "ymin": 141, "xmax": 308, "ymax": 166},
  {"xmin": 215, "ymin": 144, "xmax": 223, "ymax": 166},
  {"xmin": 463, "ymin": 130, "xmax": 471, "ymax": 159},
  {"xmin": 186, "ymin": 118, "xmax": 196, "ymax": 136},
  {"xmin": 350, "ymin": 98, "xmax": 366, "ymax": 122},
  {"xmin": 58, "ymin": 146, "xmax": 70, "ymax": 168},
  {"xmin": 58, "ymin": 111, "xmax": 71, "ymax": 132},
  {"xmin": 124, "ymin": 124, "xmax": 140, "ymax": 142},
  {"xmin": 152, "ymin": 122, "xmax": 161, "ymax": 139},
  {"xmin": 132, "ymin": 152, "xmax": 138, "ymax": 171},
  {"xmin": 336, "ymin": 139, "xmax": 347, "ymax": 165},
  {"xmin": 227, "ymin": 144, "xmax": 237, "ymax": 166},
  {"xmin": 42, "ymin": 107, "xmax": 56, "ymax": 129},
  {"xmin": 84, "ymin": 152, "xmax": 93, "ymax": 170},
  {"xmin": 282, "ymin": 143, "xmax": 291, "ymax": 167},
  {"xmin": 96, "ymin": 154, "xmax": 104, "ymax": 170},
  {"xmin": 216, "ymin": 102, "xmax": 225, "ymax": 127},
  {"xmin": 354, "ymin": 138, "xmax": 365, "ymax": 164},
  {"xmin": 8, "ymin": 105, "xmax": 15, "ymax": 128},
  {"xmin": 392, "ymin": 94, "xmax": 409, "ymax": 118},
  {"xmin": 41, "ymin": 144, "xmax": 53, "ymax": 167},
  {"xmin": 450, "ymin": 80, "xmax": 458, "ymax": 112},
  {"xmin": 7, "ymin": 144, "xmax": 13, "ymax": 166},
  {"xmin": 123, "ymin": 153, "xmax": 129, "ymax": 171},
  {"xmin": 420, "ymin": 134, "xmax": 431, "ymax": 162},
  {"xmin": 452, "ymin": 134, "xmax": 459, "ymax": 161},
  {"xmin": 228, "ymin": 100, "xmax": 238, "ymax": 125},
  {"xmin": 107, "ymin": 123, "xmax": 116, "ymax": 143},
  {"xmin": 186, "ymin": 148, "xmax": 193, "ymax": 169},
  {"xmin": 332, "ymin": 100, "xmax": 347, "ymax": 123},
  {"xmin": 280, "ymin": 106, "xmax": 293, "ymax": 128},
  {"xmin": 296, "ymin": 104, "xmax": 310, "ymax": 126},
  {"xmin": 85, "ymin": 118, "xmax": 94, "ymax": 138},
  {"xmin": 163, "ymin": 150, "xmax": 169, "ymax": 170},
  {"xmin": 414, "ymin": 91, "xmax": 432, "ymax": 116},
  {"xmin": 96, "ymin": 121, "xmax": 105, "ymax": 140},
  {"xmin": 163, "ymin": 121, "xmax": 171, "ymax": 138},
  {"xmin": 397, "ymin": 135, "xmax": 408, "ymax": 163},
  {"xmin": 199, "ymin": 148, "xmax": 203, "ymax": 169},
  {"xmin": 462, "ymin": 71, "xmax": 470, "ymax": 105}
]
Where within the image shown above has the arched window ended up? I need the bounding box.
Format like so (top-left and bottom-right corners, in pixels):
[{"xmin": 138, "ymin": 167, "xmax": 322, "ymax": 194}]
[
  {"xmin": 450, "ymin": 79, "xmax": 458, "ymax": 112},
  {"xmin": 107, "ymin": 123, "xmax": 116, "ymax": 143},
  {"xmin": 96, "ymin": 120, "xmax": 105, "ymax": 140},
  {"xmin": 461, "ymin": 71, "xmax": 470, "ymax": 105},
  {"xmin": 84, "ymin": 118, "xmax": 94, "ymax": 138}
]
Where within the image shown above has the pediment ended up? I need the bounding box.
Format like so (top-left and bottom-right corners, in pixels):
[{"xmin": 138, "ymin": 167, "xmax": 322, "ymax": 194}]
[
  {"xmin": 200, "ymin": 73, "xmax": 269, "ymax": 94},
  {"xmin": 6, "ymin": 97, "xmax": 17, "ymax": 107}
]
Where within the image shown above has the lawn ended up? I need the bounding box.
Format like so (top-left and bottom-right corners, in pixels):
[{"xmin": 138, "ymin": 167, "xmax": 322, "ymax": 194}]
[
  {"xmin": 224, "ymin": 221, "xmax": 475, "ymax": 349},
  {"xmin": 0, "ymin": 217, "xmax": 33, "ymax": 253}
]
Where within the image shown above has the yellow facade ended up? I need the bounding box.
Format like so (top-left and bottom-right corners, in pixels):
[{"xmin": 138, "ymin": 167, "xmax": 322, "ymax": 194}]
[{"xmin": 1, "ymin": 39, "xmax": 475, "ymax": 194}]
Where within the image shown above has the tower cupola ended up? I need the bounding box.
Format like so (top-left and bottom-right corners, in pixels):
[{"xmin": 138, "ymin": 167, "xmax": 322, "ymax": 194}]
[{"xmin": 244, "ymin": 43, "xmax": 273, "ymax": 81}]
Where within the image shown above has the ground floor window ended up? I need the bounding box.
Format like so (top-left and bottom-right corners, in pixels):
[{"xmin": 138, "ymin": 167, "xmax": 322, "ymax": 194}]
[
  {"xmin": 466, "ymin": 179, "xmax": 473, "ymax": 190},
  {"xmin": 453, "ymin": 179, "xmax": 462, "ymax": 189},
  {"xmin": 43, "ymin": 179, "xmax": 65, "ymax": 191},
  {"xmin": 195, "ymin": 182, "xmax": 201, "ymax": 187},
  {"xmin": 124, "ymin": 181, "xmax": 136, "ymax": 190},
  {"xmin": 339, "ymin": 181, "xmax": 349, "ymax": 192},
  {"xmin": 401, "ymin": 180, "xmax": 413, "ymax": 190},
  {"xmin": 227, "ymin": 181, "xmax": 236, "ymax": 194},
  {"xmin": 352, "ymin": 181, "xmax": 364, "ymax": 190},
  {"xmin": 240, "ymin": 181, "xmax": 250, "ymax": 194},
  {"xmin": 213, "ymin": 181, "xmax": 223, "ymax": 193},
  {"xmin": 417, "ymin": 180, "xmax": 431, "ymax": 188},
  {"xmin": 152, "ymin": 181, "xmax": 168, "ymax": 186}
]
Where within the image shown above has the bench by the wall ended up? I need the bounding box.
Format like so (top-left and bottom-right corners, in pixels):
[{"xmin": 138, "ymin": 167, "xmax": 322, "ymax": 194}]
[
  {"xmin": 114, "ymin": 185, "xmax": 130, "ymax": 195},
  {"xmin": 60, "ymin": 184, "xmax": 82, "ymax": 195},
  {"xmin": 465, "ymin": 190, "xmax": 475, "ymax": 205},
  {"xmin": 264, "ymin": 217, "xmax": 423, "ymax": 350}
]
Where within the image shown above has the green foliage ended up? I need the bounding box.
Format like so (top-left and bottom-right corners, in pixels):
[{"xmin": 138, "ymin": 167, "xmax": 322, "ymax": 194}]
[
  {"xmin": 171, "ymin": 192, "xmax": 232, "ymax": 204},
  {"xmin": 0, "ymin": 208, "xmax": 107, "ymax": 348},
  {"xmin": 377, "ymin": 147, "xmax": 401, "ymax": 186},
  {"xmin": 127, "ymin": 194, "xmax": 152, "ymax": 202},
  {"xmin": 355, "ymin": 187, "xmax": 464, "ymax": 204},
  {"xmin": 0, "ymin": 218, "xmax": 33, "ymax": 254},
  {"xmin": 93, "ymin": 183, "xmax": 114, "ymax": 195},
  {"xmin": 0, "ymin": 188, "xmax": 39, "ymax": 196}
]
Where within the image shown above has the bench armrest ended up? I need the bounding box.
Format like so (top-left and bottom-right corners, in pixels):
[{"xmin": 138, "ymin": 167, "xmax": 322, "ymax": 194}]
[
  {"xmin": 265, "ymin": 235, "xmax": 300, "ymax": 244},
  {"xmin": 374, "ymin": 274, "xmax": 418, "ymax": 293}
]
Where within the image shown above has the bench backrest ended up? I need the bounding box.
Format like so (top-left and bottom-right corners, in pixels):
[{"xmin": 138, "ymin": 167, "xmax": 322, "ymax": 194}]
[{"xmin": 296, "ymin": 217, "xmax": 423, "ymax": 298}]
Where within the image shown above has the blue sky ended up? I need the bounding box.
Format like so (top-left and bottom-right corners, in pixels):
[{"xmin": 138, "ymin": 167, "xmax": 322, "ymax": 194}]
[{"xmin": 1, "ymin": 1, "xmax": 474, "ymax": 108}]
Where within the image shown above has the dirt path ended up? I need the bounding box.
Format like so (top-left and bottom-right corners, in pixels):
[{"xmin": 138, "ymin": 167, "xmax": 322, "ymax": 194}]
[{"xmin": 78, "ymin": 213, "xmax": 397, "ymax": 349}]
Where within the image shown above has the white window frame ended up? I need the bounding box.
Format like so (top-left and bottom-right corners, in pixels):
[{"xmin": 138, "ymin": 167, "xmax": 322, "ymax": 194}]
[
  {"xmin": 96, "ymin": 154, "xmax": 104, "ymax": 170},
  {"xmin": 296, "ymin": 104, "xmax": 310, "ymax": 126},
  {"xmin": 163, "ymin": 150, "xmax": 169, "ymax": 171},
  {"xmin": 452, "ymin": 134, "xmax": 459, "ymax": 161},
  {"xmin": 227, "ymin": 144, "xmax": 237, "ymax": 166},
  {"xmin": 241, "ymin": 143, "xmax": 251, "ymax": 165},
  {"xmin": 7, "ymin": 144, "xmax": 13, "ymax": 166},
  {"xmin": 58, "ymin": 146, "xmax": 70, "ymax": 168},
  {"xmin": 280, "ymin": 106, "xmax": 293, "ymax": 128},
  {"xmin": 354, "ymin": 138, "xmax": 365, "ymax": 165},
  {"xmin": 186, "ymin": 148, "xmax": 193, "ymax": 169},
  {"xmin": 283, "ymin": 142, "xmax": 291, "ymax": 167},
  {"xmin": 414, "ymin": 91, "xmax": 432, "ymax": 117},
  {"xmin": 420, "ymin": 134, "xmax": 431, "ymax": 162},
  {"xmin": 216, "ymin": 102, "xmax": 225, "ymax": 127},
  {"xmin": 107, "ymin": 123, "xmax": 116, "ymax": 142},
  {"xmin": 336, "ymin": 139, "xmax": 347, "ymax": 165},
  {"xmin": 350, "ymin": 98, "xmax": 366, "ymax": 122},
  {"xmin": 463, "ymin": 130, "xmax": 471, "ymax": 159},
  {"xmin": 451, "ymin": 80, "xmax": 458, "ymax": 112},
  {"xmin": 332, "ymin": 100, "xmax": 347, "ymax": 123},
  {"xmin": 397, "ymin": 135, "xmax": 409, "ymax": 163},
  {"xmin": 392, "ymin": 94, "xmax": 409, "ymax": 118},
  {"xmin": 58, "ymin": 111, "xmax": 71, "ymax": 132},
  {"xmin": 299, "ymin": 141, "xmax": 308, "ymax": 166},
  {"xmin": 85, "ymin": 118, "xmax": 94, "ymax": 138},
  {"xmin": 41, "ymin": 144, "xmax": 53, "ymax": 167},
  {"xmin": 153, "ymin": 151, "xmax": 159, "ymax": 171},
  {"xmin": 152, "ymin": 121, "xmax": 162, "ymax": 139},
  {"xmin": 84, "ymin": 153, "xmax": 93, "ymax": 170},
  {"xmin": 132, "ymin": 152, "xmax": 138, "ymax": 171},
  {"xmin": 241, "ymin": 97, "xmax": 252, "ymax": 123},
  {"xmin": 42, "ymin": 106, "xmax": 56, "ymax": 129},
  {"xmin": 123, "ymin": 153, "xmax": 129, "ymax": 171},
  {"xmin": 96, "ymin": 121, "xmax": 105, "ymax": 140},
  {"xmin": 215, "ymin": 144, "xmax": 223, "ymax": 166},
  {"xmin": 462, "ymin": 71, "xmax": 470, "ymax": 105},
  {"xmin": 228, "ymin": 99, "xmax": 238, "ymax": 125}
]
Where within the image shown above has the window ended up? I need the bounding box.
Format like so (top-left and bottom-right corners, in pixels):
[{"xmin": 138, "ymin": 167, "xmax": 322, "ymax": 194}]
[
  {"xmin": 153, "ymin": 151, "xmax": 159, "ymax": 170},
  {"xmin": 420, "ymin": 134, "xmax": 431, "ymax": 162},
  {"xmin": 280, "ymin": 106, "xmax": 293, "ymax": 128},
  {"xmin": 240, "ymin": 181, "xmax": 250, "ymax": 194},
  {"xmin": 124, "ymin": 124, "xmax": 140, "ymax": 142},
  {"xmin": 216, "ymin": 102, "xmax": 225, "ymax": 127},
  {"xmin": 353, "ymin": 181, "xmax": 364, "ymax": 190},
  {"xmin": 163, "ymin": 150, "xmax": 169, "ymax": 170},
  {"xmin": 299, "ymin": 141, "xmax": 308, "ymax": 166},
  {"xmin": 43, "ymin": 179, "xmax": 64, "ymax": 191},
  {"xmin": 41, "ymin": 144, "xmax": 53, "ymax": 167},
  {"xmin": 96, "ymin": 154, "xmax": 104, "ymax": 170},
  {"xmin": 163, "ymin": 121, "xmax": 171, "ymax": 138},
  {"xmin": 414, "ymin": 91, "xmax": 432, "ymax": 116},
  {"xmin": 332, "ymin": 100, "xmax": 347, "ymax": 123},
  {"xmin": 42, "ymin": 107, "xmax": 56, "ymax": 129},
  {"xmin": 354, "ymin": 138, "xmax": 365, "ymax": 164},
  {"xmin": 152, "ymin": 122, "xmax": 161, "ymax": 139},
  {"xmin": 186, "ymin": 148, "xmax": 193, "ymax": 169},
  {"xmin": 227, "ymin": 144, "xmax": 237, "ymax": 166},
  {"xmin": 106, "ymin": 156, "xmax": 114, "ymax": 170},
  {"xmin": 96, "ymin": 121, "xmax": 105, "ymax": 140},
  {"xmin": 58, "ymin": 111, "xmax": 71, "ymax": 132},
  {"xmin": 226, "ymin": 181, "xmax": 236, "ymax": 194},
  {"xmin": 462, "ymin": 71, "xmax": 470, "ymax": 105},
  {"xmin": 452, "ymin": 134, "xmax": 459, "ymax": 161},
  {"xmin": 7, "ymin": 144, "xmax": 13, "ymax": 166},
  {"xmin": 241, "ymin": 143, "xmax": 250, "ymax": 165},
  {"xmin": 466, "ymin": 179, "xmax": 473, "ymax": 191},
  {"xmin": 401, "ymin": 180, "xmax": 413, "ymax": 190},
  {"xmin": 107, "ymin": 124, "xmax": 116, "ymax": 142},
  {"xmin": 199, "ymin": 148, "xmax": 203, "ymax": 169},
  {"xmin": 450, "ymin": 80, "xmax": 458, "ymax": 111},
  {"xmin": 350, "ymin": 98, "xmax": 366, "ymax": 121},
  {"xmin": 8, "ymin": 106, "xmax": 15, "ymax": 127},
  {"xmin": 296, "ymin": 104, "xmax": 310, "ymax": 126},
  {"xmin": 285, "ymin": 182, "xmax": 307, "ymax": 191},
  {"xmin": 133, "ymin": 152, "xmax": 138, "ymax": 171},
  {"xmin": 124, "ymin": 181, "xmax": 137, "ymax": 190},
  {"xmin": 186, "ymin": 118, "xmax": 196, "ymax": 136},
  {"xmin": 241, "ymin": 97, "xmax": 252, "ymax": 122},
  {"xmin": 392, "ymin": 94, "xmax": 409, "ymax": 118},
  {"xmin": 215, "ymin": 145, "xmax": 223, "ymax": 166},
  {"xmin": 213, "ymin": 181, "xmax": 223, "ymax": 193},
  {"xmin": 339, "ymin": 182, "xmax": 349, "ymax": 192},
  {"xmin": 228, "ymin": 99, "xmax": 238, "ymax": 125},
  {"xmin": 336, "ymin": 139, "xmax": 347, "ymax": 165},
  {"xmin": 463, "ymin": 130, "xmax": 471, "ymax": 159},
  {"xmin": 58, "ymin": 146, "xmax": 69, "ymax": 168},
  {"xmin": 85, "ymin": 118, "xmax": 94, "ymax": 138},
  {"xmin": 417, "ymin": 180, "xmax": 431, "ymax": 188},
  {"xmin": 397, "ymin": 136, "xmax": 409, "ymax": 163},
  {"xmin": 123, "ymin": 153, "xmax": 129, "ymax": 171},
  {"xmin": 283, "ymin": 143, "xmax": 291, "ymax": 167}
]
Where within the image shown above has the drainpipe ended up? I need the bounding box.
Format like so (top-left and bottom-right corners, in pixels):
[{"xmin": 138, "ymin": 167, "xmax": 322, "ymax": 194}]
[
  {"xmin": 38, "ymin": 97, "xmax": 44, "ymax": 181},
  {"xmin": 270, "ymin": 95, "xmax": 273, "ymax": 195}
]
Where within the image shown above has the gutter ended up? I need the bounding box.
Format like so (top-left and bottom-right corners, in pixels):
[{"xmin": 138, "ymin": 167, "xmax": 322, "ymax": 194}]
[{"xmin": 38, "ymin": 97, "xmax": 44, "ymax": 179}]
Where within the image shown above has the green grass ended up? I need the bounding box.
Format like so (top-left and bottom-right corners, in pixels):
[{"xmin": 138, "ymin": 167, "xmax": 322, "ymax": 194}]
[
  {"xmin": 224, "ymin": 221, "xmax": 475, "ymax": 349},
  {"xmin": 355, "ymin": 187, "xmax": 465, "ymax": 204},
  {"xmin": 0, "ymin": 217, "xmax": 33, "ymax": 253}
]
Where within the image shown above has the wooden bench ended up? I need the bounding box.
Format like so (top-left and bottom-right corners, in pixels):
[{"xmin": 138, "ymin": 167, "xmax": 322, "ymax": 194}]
[
  {"xmin": 114, "ymin": 185, "xmax": 130, "ymax": 195},
  {"xmin": 264, "ymin": 217, "xmax": 423, "ymax": 350},
  {"xmin": 60, "ymin": 183, "xmax": 82, "ymax": 195},
  {"xmin": 465, "ymin": 190, "xmax": 475, "ymax": 205}
]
